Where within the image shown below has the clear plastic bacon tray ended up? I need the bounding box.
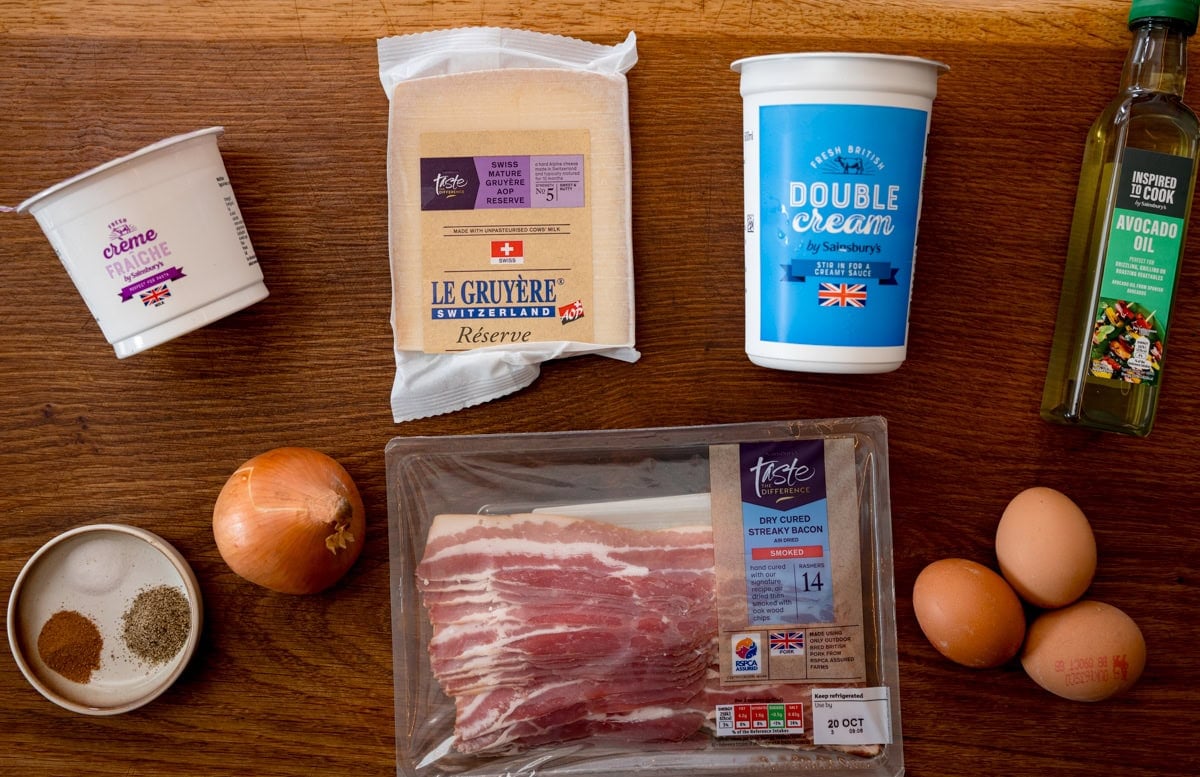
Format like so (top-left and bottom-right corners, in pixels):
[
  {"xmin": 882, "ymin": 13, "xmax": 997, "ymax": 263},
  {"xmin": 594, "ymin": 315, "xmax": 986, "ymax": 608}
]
[{"xmin": 385, "ymin": 417, "xmax": 902, "ymax": 777}]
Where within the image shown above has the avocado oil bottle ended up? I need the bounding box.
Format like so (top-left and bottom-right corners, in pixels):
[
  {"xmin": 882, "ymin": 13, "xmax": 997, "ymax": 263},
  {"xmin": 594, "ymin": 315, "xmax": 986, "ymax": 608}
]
[{"xmin": 1041, "ymin": 0, "xmax": 1200, "ymax": 436}]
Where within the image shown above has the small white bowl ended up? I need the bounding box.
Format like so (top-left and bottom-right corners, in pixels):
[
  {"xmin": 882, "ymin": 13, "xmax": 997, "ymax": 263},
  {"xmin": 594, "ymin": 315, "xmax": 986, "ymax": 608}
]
[{"xmin": 7, "ymin": 523, "xmax": 203, "ymax": 715}]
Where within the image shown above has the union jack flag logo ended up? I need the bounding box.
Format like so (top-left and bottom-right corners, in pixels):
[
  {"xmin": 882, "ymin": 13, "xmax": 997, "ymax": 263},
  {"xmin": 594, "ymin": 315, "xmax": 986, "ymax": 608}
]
[
  {"xmin": 140, "ymin": 284, "xmax": 171, "ymax": 307},
  {"xmin": 769, "ymin": 631, "xmax": 805, "ymax": 655},
  {"xmin": 817, "ymin": 282, "xmax": 868, "ymax": 308}
]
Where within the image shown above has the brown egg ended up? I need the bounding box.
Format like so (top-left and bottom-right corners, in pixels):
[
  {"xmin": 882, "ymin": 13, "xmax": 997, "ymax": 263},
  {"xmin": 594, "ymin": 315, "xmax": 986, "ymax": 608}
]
[
  {"xmin": 913, "ymin": 558, "xmax": 1026, "ymax": 668},
  {"xmin": 996, "ymin": 487, "xmax": 1097, "ymax": 608},
  {"xmin": 1021, "ymin": 600, "xmax": 1146, "ymax": 701}
]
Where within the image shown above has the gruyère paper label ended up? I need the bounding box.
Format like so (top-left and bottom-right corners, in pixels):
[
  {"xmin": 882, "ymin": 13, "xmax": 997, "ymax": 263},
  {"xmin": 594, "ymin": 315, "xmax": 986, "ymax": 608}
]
[{"xmin": 418, "ymin": 129, "xmax": 595, "ymax": 353}]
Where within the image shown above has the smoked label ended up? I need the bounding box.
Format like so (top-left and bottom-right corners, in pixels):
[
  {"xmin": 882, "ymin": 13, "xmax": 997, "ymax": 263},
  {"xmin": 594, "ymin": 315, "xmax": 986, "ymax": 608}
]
[
  {"xmin": 418, "ymin": 129, "xmax": 595, "ymax": 353},
  {"xmin": 1090, "ymin": 147, "xmax": 1193, "ymax": 386},
  {"xmin": 711, "ymin": 438, "xmax": 866, "ymax": 684}
]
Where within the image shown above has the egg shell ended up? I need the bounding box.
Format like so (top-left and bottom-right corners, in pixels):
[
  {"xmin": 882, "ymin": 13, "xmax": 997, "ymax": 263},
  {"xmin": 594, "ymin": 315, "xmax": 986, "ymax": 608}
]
[
  {"xmin": 913, "ymin": 558, "xmax": 1026, "ymax": 669},
  {"xmin": 996, "ymin": 487, "xmax": 1097, "ymax": 608},
  {"xmin": 1021, "ymin": 600, "xmax": 1146, "ymax": 701}
]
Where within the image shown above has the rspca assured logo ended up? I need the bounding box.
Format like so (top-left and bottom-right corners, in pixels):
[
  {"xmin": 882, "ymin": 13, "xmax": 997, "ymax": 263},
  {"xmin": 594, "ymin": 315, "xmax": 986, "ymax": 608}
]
[{"xmin": 731, "ymin": 633, "xmax": 764, "ymax": 676}]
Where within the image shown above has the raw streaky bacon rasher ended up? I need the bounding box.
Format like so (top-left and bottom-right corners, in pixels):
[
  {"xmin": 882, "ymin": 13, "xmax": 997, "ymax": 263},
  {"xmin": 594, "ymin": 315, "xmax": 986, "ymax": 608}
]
[{"xmin": 417, "ymin": 512, "xmax": 883, "ymax": 757}]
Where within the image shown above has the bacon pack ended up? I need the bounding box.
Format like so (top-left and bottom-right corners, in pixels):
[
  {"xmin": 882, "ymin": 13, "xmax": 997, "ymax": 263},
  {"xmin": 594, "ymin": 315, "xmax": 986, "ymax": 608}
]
[{"xmin": 416, "ymin": 509, "xmax": 885, "ymax": 764}]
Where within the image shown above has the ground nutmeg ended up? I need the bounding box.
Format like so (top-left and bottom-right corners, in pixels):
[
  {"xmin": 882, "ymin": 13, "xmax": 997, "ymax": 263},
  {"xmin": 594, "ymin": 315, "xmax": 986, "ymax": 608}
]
[{"xmin": 37, "ymin": 610, "xmax": 103, "ymax": 684}]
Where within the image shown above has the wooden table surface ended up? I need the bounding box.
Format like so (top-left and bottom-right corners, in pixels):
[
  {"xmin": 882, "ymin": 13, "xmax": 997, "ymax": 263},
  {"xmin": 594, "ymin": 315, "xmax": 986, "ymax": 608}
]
[{"xmin": 2, "ymin": 1, "xmax": 1198, "ymax": 775}]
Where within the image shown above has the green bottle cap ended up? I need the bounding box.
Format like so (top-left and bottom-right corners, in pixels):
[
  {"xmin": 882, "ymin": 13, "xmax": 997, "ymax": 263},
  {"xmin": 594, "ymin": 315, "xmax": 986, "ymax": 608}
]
[{"xmin": 1129, "ymin": 0, "xmax": 1200, "ymax": 32}]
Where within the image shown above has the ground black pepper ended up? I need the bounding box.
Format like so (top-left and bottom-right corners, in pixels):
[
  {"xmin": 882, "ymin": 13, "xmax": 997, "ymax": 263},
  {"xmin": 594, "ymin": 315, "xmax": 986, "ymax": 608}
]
[
  {"xmin": 37, "ymin": 609, "xmax": 103, "ymax": 684},
  {"xmin": 120, "ymin": 585, "xmax": 190, "ymax": 665}
]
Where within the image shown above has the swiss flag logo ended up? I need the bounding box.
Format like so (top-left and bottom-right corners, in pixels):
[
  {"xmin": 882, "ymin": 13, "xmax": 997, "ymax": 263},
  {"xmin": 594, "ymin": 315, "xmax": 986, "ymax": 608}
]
[{"xmin": 491, "ymin": 240, "xmax": 524, "ymax": 263}]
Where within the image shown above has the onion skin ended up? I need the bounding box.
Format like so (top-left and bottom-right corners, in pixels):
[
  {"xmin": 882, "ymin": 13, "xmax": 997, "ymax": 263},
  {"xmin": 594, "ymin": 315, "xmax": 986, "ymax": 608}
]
[{"xmin": 213, "ymin": 447, "xmax": 366, "ymax": 594}]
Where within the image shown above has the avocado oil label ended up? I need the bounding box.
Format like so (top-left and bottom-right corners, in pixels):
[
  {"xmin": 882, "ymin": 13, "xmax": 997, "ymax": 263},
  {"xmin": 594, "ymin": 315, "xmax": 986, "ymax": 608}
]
[{"xmin": 1092, "ymin": 147, "xmax": 1192, "ymax": 385}]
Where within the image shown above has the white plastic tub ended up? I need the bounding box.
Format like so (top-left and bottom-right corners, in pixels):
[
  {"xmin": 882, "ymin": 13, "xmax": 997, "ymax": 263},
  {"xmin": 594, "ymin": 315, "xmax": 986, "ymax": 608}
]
[
  {"xmin": 733, "ymin": 54, "xmax": 947, "ymax": 374},
  {"xmin": 15, "ymin": 127, "xmax": 267, "ymax": 358}
]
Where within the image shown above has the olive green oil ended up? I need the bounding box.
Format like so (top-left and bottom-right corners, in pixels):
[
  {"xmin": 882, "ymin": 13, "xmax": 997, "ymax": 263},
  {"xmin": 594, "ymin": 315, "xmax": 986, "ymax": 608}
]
[{"xmin": 1042, "ymin": 0, "xmax": 1200, "ymax": 436}]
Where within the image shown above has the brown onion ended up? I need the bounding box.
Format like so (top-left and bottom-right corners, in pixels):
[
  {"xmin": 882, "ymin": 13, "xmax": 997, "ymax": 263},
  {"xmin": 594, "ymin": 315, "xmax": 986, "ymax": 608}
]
[{"xmin": 213, "ymin": 447, "xmax": 365, "ymax": 594}]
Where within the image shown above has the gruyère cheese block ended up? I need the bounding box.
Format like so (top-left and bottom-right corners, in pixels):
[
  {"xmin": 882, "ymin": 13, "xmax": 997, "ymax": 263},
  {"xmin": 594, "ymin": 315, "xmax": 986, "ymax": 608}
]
[{"xmin": 387, "ymin": 67, "xmax": 634, "ymax": 354}]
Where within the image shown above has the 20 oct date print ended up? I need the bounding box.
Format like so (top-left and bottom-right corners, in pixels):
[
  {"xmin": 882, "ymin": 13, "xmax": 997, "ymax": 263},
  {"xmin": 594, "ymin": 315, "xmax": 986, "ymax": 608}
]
[{"xmin": 826, "ymin": 716, "xmax": 866, "ymax": 735}]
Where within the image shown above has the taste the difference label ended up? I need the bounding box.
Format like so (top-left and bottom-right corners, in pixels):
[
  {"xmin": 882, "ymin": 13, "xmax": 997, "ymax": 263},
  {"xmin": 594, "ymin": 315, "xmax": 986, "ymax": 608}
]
[{"xmin": 710, "ymin": 438, "xmax": 867, "ymax": 685}]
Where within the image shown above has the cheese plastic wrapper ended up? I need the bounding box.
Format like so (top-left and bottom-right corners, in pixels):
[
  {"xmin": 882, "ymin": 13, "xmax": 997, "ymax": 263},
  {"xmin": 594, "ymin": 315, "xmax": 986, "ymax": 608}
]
[
  {"xmin": 386, "ymin": 418, "xmax": 905, "ymax": 777},
  {"xmin": 378, "ymin": 28, "xmax": 640, "ymax": 422}
]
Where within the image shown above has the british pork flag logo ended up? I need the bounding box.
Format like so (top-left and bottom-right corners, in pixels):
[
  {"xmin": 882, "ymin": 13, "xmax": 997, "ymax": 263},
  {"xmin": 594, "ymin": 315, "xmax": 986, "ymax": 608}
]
[
  {"xmin": 491, "ymin": 240, "xmax": 524, "ymax": 264},
  {"xmin": 139, "ymin": 284, "xmax": 171, "ymax": 307},
  {"xmin": 817, "ymin": 282, "xmax": 868, "ymax": 308},
  {"xmin": 769, "ymin": 631, "xmax": 805, "ymax": 656}
]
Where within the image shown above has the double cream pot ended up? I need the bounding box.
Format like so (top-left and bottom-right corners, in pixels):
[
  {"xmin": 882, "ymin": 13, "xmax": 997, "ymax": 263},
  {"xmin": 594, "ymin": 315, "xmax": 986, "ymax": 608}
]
[{"xmin": 733, "ymin": 53, "xmax": 946, "ymax": 374}]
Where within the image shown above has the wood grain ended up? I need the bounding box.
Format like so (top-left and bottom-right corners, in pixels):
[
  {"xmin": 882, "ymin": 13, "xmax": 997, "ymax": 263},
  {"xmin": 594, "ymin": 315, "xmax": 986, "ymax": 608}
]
[
  {"xmin": 0, "ymin": 1, "xmax": 1135, "ymax": 47},
  {"xmin": 2, "ymin": 1, "xmax": 1199, "ymax": 775}
]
